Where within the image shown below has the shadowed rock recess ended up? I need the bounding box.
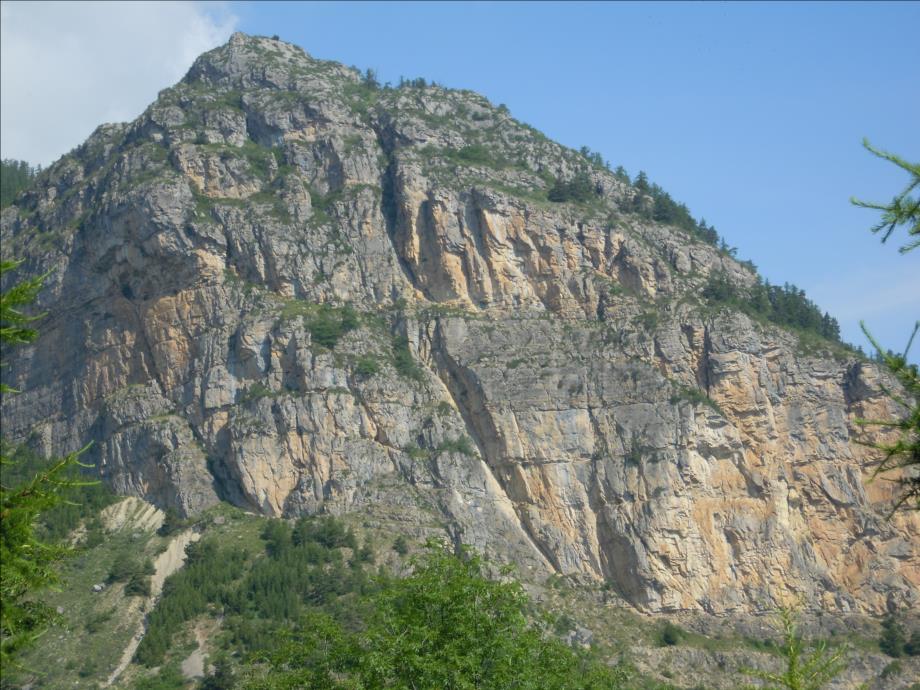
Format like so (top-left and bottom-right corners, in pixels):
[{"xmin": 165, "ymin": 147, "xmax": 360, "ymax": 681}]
[{"xmin": 1, "ymin": 33, "xmax": 916, "ymax": 616}]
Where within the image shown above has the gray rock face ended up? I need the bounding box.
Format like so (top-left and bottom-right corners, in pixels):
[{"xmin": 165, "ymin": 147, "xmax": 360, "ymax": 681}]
[{"xmin": 2, "ymin": 33, "xmax": 917, "ymax": 616}]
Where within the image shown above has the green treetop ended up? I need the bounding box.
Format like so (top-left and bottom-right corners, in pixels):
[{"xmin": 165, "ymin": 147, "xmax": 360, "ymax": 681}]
[{"xmin": 850, "ymin": 139, "xmax": 919, "ymax": 254}]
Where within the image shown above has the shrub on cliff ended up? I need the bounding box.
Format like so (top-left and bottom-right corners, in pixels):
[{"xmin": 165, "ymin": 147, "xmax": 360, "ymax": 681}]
[
  {"xmin": 548, "ymin": 169, "xmax": 599, "ymax": 203},
  {"xmin": 880, "ymin": 614, "xmax": 906, "ymax": 657},
  {"xmin": 302, "ymin": 303, "xmax": 360, "ymax": 350}
]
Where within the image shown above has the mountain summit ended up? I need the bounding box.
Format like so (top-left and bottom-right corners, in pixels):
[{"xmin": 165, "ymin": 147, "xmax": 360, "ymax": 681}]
[{"xmin": 2, "ymin": 33, "xmax": 916, "ymax": 616}]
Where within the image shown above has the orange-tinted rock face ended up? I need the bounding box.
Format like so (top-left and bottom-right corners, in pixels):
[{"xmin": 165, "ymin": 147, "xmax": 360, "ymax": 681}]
[{"xmin": 1, "ymin": 32, "xmax": 915, "ymax": 615}]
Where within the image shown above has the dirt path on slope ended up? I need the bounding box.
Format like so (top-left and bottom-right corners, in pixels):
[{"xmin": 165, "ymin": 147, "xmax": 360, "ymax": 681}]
[
  {"xmin": 180, "ymin": 623, "xmax": 211, "ymax": 679},
  {"xmin": 103, "ymin": 529, "xmax": 200, "ymax": 687}
]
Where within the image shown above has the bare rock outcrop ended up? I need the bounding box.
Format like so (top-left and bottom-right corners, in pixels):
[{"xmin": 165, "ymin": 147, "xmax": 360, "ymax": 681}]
[{"xmin": 2, "ymin": 33, "xmax": 916, "ymax": 617}]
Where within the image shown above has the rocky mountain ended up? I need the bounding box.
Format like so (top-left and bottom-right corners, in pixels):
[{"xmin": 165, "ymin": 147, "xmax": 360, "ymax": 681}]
[{"xmin": 2, "ymin": 32, "xmax": 917, "ymax": 619}]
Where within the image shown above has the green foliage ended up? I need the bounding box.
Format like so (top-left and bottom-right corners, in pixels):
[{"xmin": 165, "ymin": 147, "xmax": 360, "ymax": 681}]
[
  {"xmin": 107, "ymin": 552, "xmax": 141, "ymax": 583},
  {"xmin": 351, "ymin": 544, "xmax": 626, "ymax": 689},
  {"xmin": 654, "ymin": 189, "xmax": 715, "ymax": 245},
  {"xmin": 739, "ymin": 607, "xmax": 847, "ymax": 690},
  {"xmin": 107, "ymin": 554, "xmax": 155, "ymax": 598},
  {"xmin": 79, "ymin": 658, "xmax": 98, "ymax": 678},
  {"xmin": 362, "ymin": 68, "xmax": 380, "ymax": 89},
  {"xmin": 880, "ymin": 659, "xmax": 902, "ymax": 678},
  {"xmin": 553, "ymin": 611, "xmax": 576, "ymax": 636},
  {"xmin": 0, "ymin": 159, "xmax": 38, "ymax": 209},
  {"xmin": 850, "ymin": 139, "xmax": 919, "ymax": 254},
  {"xmin": 291, "ymin": 515, "xmax": 358, "ymax": 550},
  {"xmin": 342, "ymin": 79, "xmax": 380, "ymax": 121},
  {"xmin": 856, "ymin": 326, "xmax": 919, "ymax": 515},
  {"xmin": 579, "ymin": 145, "xmax": 608, "ymax": 170},
  {"xmin": 453, "ymin": 144, "xmax": 492, "ymax": 165},
  {"xmin": 354, "ymin": 354, "xmax": 381, "ymax": 378},
  {"xmin": 548, "ymin": 169, "xmax": 599, "ymax": 204},
  {"xmin": 624, "ymin": 445, "xmax": 644, "ymax": 467},
  {"xmin": 309, "ymin": 304, "xmax": 354, "ymax": 348},
  {"xmin": 0, "ymin": 445, "xmax": 116, "ymax": 541},
  {"xmin": 240, "ymin": 381, "xmax": 276, "ymax": 402},
  {"xmin": 240, "ymin": 515, "xmax": 367, "ymax": 629},
  {"xmin": 615, "ymin": 168, "xmax": 721, "ymax": 247},
  {"xmin": 0, "ymin": 260, "xmax": 48, "ymax": 392},
  {"xmin": 658, "ymin": 621, "xmax": 684, "ymax": 647},
  {"xmin": 135, "ymin": 515, "xmax": 369, "ymax": 667},
  {"xmin": 403, "ymin": 444, "xmax": 430, "ymax": 461},
  {"xmin": 436, "ymin": 143, "xmax": 509, "ymax": 170},
  {"xmin": 392, "ymin": 535, "xmax": 409, "ymax": 556},
  {"xmin": 403, "ymin": 436, "xmax": 476, "ymax": 463},
  {"xmin": 339, "ymin": 304, "xmax": 360, "ymax": 331},
  {"xmin": 157, "ymin": 508, "xmax": 190, "ymax": 537},
  {"xmin": 248, "ymin": 189, "xmax": 293, "ymax": 223},
  {"xmin": 355, "ymin": 538, "xmax": 375, "ymax": 564},
  {"xmin": 200, "ymin": 655, "xmax": 237, "ymax": 690},
  {"xmin": 637, "ymin": 309, "xmax": 659, "ymax": 332},
  {"xmin": 242, "ymin": 611, "xmax": 353, "ymax": 689},
  {"xmin": 879, "ymin": 613, "xmax": 906, "ymax": 657},
  {"xmin": 851, "ymin": 142, "xmax": 919, "ymax": 513},
  {"xmin": 135, "ymin": 539, "xmax": 249, "ymax": 666},
  {"xmin": 702, "ymin": 272, "xmax": 842, "ymax": 344},
  {"xmin": 392, "ymin": 335, "xmax": 424, "ymax": 381},
  {"xmin": 196, "ymin": 141, "xmax": 276, "ymax": 182},
  {"xmin": 1, "ymin": 260, "xmax": 97, "ymax": 667},
  {"xmin": 124, "ymin": 572, "xmax": 152, "ymax": 597},
  {"xmin": 0, "ymin": 445, "xmax": 89, "ymax": 663},
  {"xmin": 436, "ymin": 436, "xmax": 475, "ymax": 456},
  {"xmin": 280, "ymin": 301, "xmax": 361, "ymax": 350},
  {"xmin": 83, "ymin": 607, "xmax": 115, "ymax": 635},
  {"xmin": 905, "ymin": 628, "xmax": 920, "ymax": 656},
  {"xmin": 132, "ymin": 663, "xmax": 186, "ymax": 689},
  {"xmin": 398, "ymin": 76, "xmax": 429, "ymax": 89},
  {"xmin": 246, "ymin": 543, "xmax": 635, "ymax": 689},
  {"xmin": 670, "ymin": 385, "xmax": 723, "ymax": 415},
  {"xmin": 307, "ymin": 187, "xmax": 343, "ymax": 226}
]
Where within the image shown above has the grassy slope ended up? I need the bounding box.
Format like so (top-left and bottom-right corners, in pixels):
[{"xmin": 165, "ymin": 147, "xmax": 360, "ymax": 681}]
[{"xmin": 6, "ymin": 498, "xmax": 903, "ymax": 690}]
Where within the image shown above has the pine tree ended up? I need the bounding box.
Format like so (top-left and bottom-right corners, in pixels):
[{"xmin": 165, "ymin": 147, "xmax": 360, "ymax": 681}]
[
  {"xmin": 904, "ymin": 628, "xmax": 920, "ymax": 656},
  {"xmin": 201, "ymin": 655, "xmax": 236, "ymax": 689},
  {"xmin": 547, "ymin": 169, "xmax": 597, "ymax": 204},
  {"xmin": 362, "ymin": 68, "xmax": 379, "ymax": 89},
  {"xmin": 0, "ymin": 260, "xmax": 91, "ymax": 665},
  {"xmin": 0, "ymin": 159, "xmax": 38, "ymax": 209},
  {"xmin": 634, "ymin": 170, "xmax": 650, "ymax": 194},
  {"xmin": 852, "ymin": 141, "xmax": 919, "ymax": 512},
  {"xmin": 740, "ymin": 607, "xmax": 847, "ymax": 690},
  {"xmin": 246, "ymin": 542, "xmax": 634, "ymax": 689},
  {"xmin": 879, "ymin": 614, "xmax": 906, "ymax": 658}
]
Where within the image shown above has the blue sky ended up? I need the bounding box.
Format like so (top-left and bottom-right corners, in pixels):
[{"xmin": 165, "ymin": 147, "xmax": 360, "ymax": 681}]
[
  {"xmin": 2, "ymin": 1, "xmax": 917, "ymax": 357},
  {"xmin": 235, "ymin": 1, "xmax": 920, "ymax": 357}
]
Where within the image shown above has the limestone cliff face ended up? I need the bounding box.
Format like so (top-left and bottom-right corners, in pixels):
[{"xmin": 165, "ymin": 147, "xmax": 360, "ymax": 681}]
[{"xmin": 1, "ymin": 33, "xmax": 916, "ymax": 616}]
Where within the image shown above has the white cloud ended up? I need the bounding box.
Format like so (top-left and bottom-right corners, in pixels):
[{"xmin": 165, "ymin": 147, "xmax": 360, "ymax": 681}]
[
  {"xmin": 811, "ymin": 263, "xmax": 920, "ymax": 323},
  {"xmin": 1, "ymin": 1, "xmax": 237, "ymax": 167},
  {"xmin": 809, "ymin": 262, "xmax": 920, "ymax": 360}
]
